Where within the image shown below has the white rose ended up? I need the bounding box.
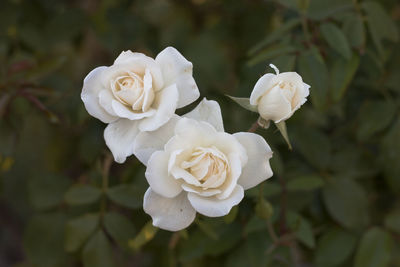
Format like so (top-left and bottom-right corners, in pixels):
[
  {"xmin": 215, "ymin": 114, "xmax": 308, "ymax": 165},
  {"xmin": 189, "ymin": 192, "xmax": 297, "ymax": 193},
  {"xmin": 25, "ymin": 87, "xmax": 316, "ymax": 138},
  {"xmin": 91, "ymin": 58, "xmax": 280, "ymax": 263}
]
[
  {"xmin": 250, "ymin": 64, "xmax": 310, "ymax": 123},
  {"xmin": 81, "ymin": 47, "xmax": 200, "ymax": 163},
  {"xmin": 133, "ymin": 99, "xmax": 273, "ymax": 231}
]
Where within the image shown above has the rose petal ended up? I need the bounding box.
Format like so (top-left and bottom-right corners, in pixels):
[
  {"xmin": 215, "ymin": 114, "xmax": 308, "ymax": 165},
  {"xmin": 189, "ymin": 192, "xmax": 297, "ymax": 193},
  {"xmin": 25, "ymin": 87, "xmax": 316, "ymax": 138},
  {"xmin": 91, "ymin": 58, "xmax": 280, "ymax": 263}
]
[
  {"xmin": 181, "ymin": 184, "xmax": 221, "ymax": 197},
  {"xmin": 111, "ymin": 100, "xmax": 156, "ymax": 120},
  {"xmin": 257, "ymin": 85, "xmax": 292, "ymax": 123},
  {"xmin": 164, "ymin": 118, "xmax": 216, "ymax": 153},
  {"xmin": 99, "ymin": 89, "xmax": 118, "ymax": 116},
  {"xmin": 215, "ymin": 153, "xmax": 242, "ymax": 200},
  {"xmin": 291, "ymin": 82, "xmax": 310, "ymax": 112},
  {"xmin": 114, "ymin": 50, "xmax": 148, "ymax": 65},
  {"xmin": 81, "ymin": 66, "xmax": 118, "ymax": 123},
  {"xmin": 113, "ymin": 51, "xmax": 164, "ymax": 90},
  {"xmin": 183, "ymin": 98, "xmax": 224, "ymax": 132},
  {"xmin": 249, "ymin": 73, "xmax": 275, "ymax": 106},
  {"xmin": 213, "ymin": 132, "xmax": 248, "ymax": 166},
  {"xmin": 187, "ymin": 185, "xmax": 244, "ymax": 217},
  {"xmin": 146, "ymin": 150, "xmax": 182, "ymax": 198},
  {"xmin": 104, "ymin": 119, "xmax": 140, "ymax": 163},
  {"xmin": 233, "ymin": 132, "xmax": 273, "ymax": 190},
  {"xmin": 143, "ymin": 188, "xmax": 196, "ymax": 231},
  {"xmin": 139, "ymin": 84, "xmax": 179, "ymax": 132},
  {"xmin": 155, "ymin": 47, "xmax": 199, "ymax": 108},
  {"xmin": 133, "ymin": 115, "xmax": 180, "ymax": 165}
]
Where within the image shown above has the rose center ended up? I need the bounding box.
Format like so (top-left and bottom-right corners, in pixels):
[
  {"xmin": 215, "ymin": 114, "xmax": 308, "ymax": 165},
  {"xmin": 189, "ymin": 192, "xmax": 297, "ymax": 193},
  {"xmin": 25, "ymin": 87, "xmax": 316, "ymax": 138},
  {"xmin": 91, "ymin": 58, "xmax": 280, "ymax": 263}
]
[
  {"xmin": 278, "ymin": 81, "xmax": 296, "ymax": 100},
  {"xmin": 111, "ymin": 70, "xmax": 155, "ymax": 112},
  {"xmin": 181, "ymin": 146, "xmax": 229, "ymax": 190}
]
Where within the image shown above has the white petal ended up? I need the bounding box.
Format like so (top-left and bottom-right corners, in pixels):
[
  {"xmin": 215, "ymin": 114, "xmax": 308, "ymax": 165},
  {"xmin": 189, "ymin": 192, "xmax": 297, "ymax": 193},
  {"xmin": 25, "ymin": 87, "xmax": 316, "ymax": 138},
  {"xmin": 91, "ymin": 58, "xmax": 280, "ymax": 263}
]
[
  {"xmin": 145, "ymin": 151, "xmax": 182, "ymax": 198},
  {"xmin": 181, "ymin": 184, "xmax": 221, "ymax": 197},
  {"xmin": 233, "ymin": 132, "xmax": 273, "ymax": 190},
  {"xmin": 104, "ymin": 119, "xmax": 140, "ymax": 163},
  {"xmin": 213, "ymin": 132, "xmax": 248, "ymax": 166},
  {"xmin": 216, "ymin": 153, "xmax": 242, "ymax": 200},
  {"xmin": 143, "ymin": 188, "xmax": 196, "ymax": 231},
  {"xmin": 114, "ymin": 50, "xmax": 147, "ymax": 65},
  {"xmin": 111, "ymin": 100, "xmax": 156, "ymax": 120},
  {"xmin": 81, "ymin": 66, "xmax": 118, "ymax": 123},
  {"xmin": 155, "ymin": 47, "xmax": 199, "ymax": 108},
  {"xmin": 249, "ymin": 73, "xmax": 275, "ymax": 106},
  {"xmin": 99, "ymin": 89, "xmax": 118, "ymax": 116},
  {"xmin": 187, "ymin": 185, "xmax": 244, "ymax": 217},
  {"xmin": 257, "ymin": 85, "xmax": 292, "ymax": 123},
  {"xmin": 183, "ymin": 98, "xmax": 224, "ymax": 132},
  {"xmin": 139, "ymin": 84, "xmax": 179, "ymax": 131},
  {"xmin": 164, "ymin": 118, "xmax": 216, "ymax": 153},
  {"xmin": 291, "ymin": 82, "xmax": 310, "ymax": 112},
  {"xmin": 133, "ymin": 115, "xmax": 180, "ymax": 165},
  {"xmin": 113, "ymin": 51, "xmax": 164, "ymax": 90}
]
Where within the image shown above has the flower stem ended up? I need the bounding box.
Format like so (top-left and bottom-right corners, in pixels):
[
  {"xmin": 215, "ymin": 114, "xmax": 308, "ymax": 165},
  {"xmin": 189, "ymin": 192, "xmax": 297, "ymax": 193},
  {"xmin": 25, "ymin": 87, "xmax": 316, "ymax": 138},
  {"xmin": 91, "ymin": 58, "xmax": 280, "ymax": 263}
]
[{"xmin": 248, "ymin": 120, "xmax": 259, "ymax": 132}]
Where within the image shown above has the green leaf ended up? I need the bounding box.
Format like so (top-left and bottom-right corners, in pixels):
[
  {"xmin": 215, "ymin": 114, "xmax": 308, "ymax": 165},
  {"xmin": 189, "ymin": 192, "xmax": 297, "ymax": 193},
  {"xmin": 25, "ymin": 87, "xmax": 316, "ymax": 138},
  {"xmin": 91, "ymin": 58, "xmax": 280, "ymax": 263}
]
[
  {"xmin": 294, "ymin": 128, "xmax": 331, "ymax": 170},
  {"xmin": 196, "ymin": 218, "xmax": 219, "ymax": 240},
  {"xmin": 298, "ymin": 48, "xmax": 329, "ymax": 111},
  {"xmin": 106, "ymin": 184, "xmax": 142, "ymax": 209},
  {"xmin": 225, "ymin": 231, "xmax": 272, "ymax": 267},
  {"xmin": 28, "ymin": 174, "xmax": 71, "ymax": 210},
  {"xmin": 64, "ymin": 185, "xmax": 102, "ymax": 206},
  {"xmin": 269, "ymin": 54, "xmax": 297, "ymax": 72},
  {"xmin": 244, "ymin": 215, "xmax": 267, "ymax": 235},
  {"xmin": 342, "ymin": 14, "xmax": 366, "ymax": 48},
  {"xmin": 128, "ymin": 221, "xmax": 158, "ymax": 251},
  {"xmin": 226, "ymin": 95, "xmax": 258, "ymax": 113},
  {"xmin": 307, "ymin": 0, "xmax": 352, "ymax": 20},
  {"xmin": 24, "ymin": 213, "xmax": 69, "ymax": 267},
  {"xmin": 287, "ymin": 175, "xmax": 324, "ymax": 191},
  {"xmin": 322, "ymin": 178, "xmax": 369, "ymax": 229},
  {"xmin": 320, "ymin": 22, "xmax": 352, "ymax": 59},
  {"xmin": 204, "ymin": 223, "xmax": 242, "ymax": 256},
  {"xmin": 247, "ymin": 44, "xmax": 297, "ymax": 67},
  {"xmin": 330, "ymin": 53, "xmax": 360, "ymax": 102},
  {"xmin": 248, "ymin": 18, "xmax": 301, "ymax": 56},
  {"xmin": 82, "ymin": 230, "xmax": 114, "ymax": 267},
  {"xmin": 381, "ymin": 119, "xmax": 400, "ymax": 192},
  {"xmin": 384, "ymin": 211, "xmax": 400, "ymax": 234},
  {"xmin": 356, "ymin": 100, "xmax": 396, "ymax": 142},
  {"xmin": 275, "ymin": 121, "xmax": 292, "ymax": 150},
  {"xmin": 354, "ymin": 227, "xmax": 393, "ymax": 267},
  {"xmin": 288, "ymin": 212, "xmax": 315, "ymax": 249},
  {"xmin": 178, "ymin": 229, "xmax": 209, "ymax": 261},
  {"xmin": 362, "ymin": 1, "xmax": 398, "ymax": 55},
  {"xmin": 65, "ymin": 213, "xmax": 99, "ymax": 253},
  {"xmin": 104, "ymin": 212, "xmax": 136, "ymax": 249},
  {"xmin": 315, "ymin": 227, "xmax": 357, "ymax": 267}
]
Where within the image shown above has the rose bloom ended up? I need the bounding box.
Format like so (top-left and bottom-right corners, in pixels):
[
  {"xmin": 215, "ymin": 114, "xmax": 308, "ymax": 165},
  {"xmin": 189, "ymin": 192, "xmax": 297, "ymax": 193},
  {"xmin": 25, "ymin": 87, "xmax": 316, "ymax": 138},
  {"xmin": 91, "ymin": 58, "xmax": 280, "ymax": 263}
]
[
  {"xmin": 81, "ymin": 47, "xmax": 199, "ymax": 163},
  {"xmin": 250, "ymin": 64, "xmax": 310, "ymax": 123},
  {"xmin": 133, "ymin": 99, "xmax": 273, "ymax": 231}
]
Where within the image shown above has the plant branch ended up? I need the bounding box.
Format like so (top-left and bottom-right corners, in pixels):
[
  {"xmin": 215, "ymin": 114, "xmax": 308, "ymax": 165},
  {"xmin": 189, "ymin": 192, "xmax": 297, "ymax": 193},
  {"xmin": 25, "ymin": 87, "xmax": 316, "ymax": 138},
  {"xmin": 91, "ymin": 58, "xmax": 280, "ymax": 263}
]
[{"xmin": 100, "ymin": 153, "xmax": 113, "ymax": 218}]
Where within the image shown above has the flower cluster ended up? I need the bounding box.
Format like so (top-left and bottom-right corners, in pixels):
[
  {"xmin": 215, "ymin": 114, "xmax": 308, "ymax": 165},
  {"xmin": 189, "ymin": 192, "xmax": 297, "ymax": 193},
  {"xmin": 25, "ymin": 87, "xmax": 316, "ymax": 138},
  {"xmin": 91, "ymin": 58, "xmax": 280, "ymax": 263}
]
[{"xmin": 81, "ymin": 47, "xmax": 309, "ymax": 231}]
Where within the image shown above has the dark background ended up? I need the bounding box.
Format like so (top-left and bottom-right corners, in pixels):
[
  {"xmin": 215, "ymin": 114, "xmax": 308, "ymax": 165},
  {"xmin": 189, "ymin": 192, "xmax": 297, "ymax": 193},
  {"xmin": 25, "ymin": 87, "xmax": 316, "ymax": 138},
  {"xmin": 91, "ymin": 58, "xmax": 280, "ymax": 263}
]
[{"xmin": 0, "ymin": 0, "xmax": 399, "ymax": 266}]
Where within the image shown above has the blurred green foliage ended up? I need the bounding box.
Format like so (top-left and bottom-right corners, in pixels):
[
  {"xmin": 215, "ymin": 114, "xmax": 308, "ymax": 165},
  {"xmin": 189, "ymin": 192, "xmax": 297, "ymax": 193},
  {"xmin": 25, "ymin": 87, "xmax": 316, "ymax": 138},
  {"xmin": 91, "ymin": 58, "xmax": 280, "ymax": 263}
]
[{"xmin": 0, "ymin": 0, "xmax": 399, "ymax": 266}]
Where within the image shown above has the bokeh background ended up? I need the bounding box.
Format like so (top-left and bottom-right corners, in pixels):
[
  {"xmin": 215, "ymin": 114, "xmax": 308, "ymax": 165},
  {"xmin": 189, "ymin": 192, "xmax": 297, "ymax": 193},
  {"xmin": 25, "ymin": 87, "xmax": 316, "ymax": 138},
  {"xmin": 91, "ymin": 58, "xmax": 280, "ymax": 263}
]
[{"xmin": 1, "ymin": 0, "xmax": 399, "ymax": 266}]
